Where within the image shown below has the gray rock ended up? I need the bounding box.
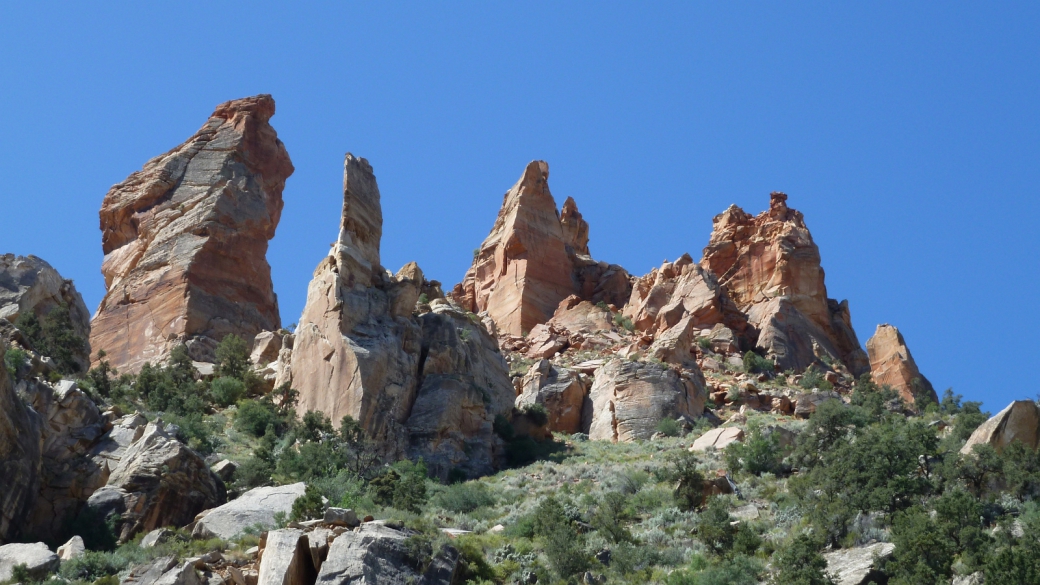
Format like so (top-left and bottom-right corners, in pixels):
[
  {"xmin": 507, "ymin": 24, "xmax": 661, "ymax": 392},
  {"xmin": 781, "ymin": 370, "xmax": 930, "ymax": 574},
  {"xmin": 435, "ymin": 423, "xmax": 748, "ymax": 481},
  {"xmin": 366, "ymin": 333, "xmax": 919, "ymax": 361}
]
[
  {"xmin": 57, "ymin": 535, "xmax": 85, "ymax": 560},
  {"xmin": 0, "ymin": 323, "xmax": 43, "ymax": 544},
  {"xmin": 211, "ymin": 460, "xmax": 238, "ymax": 482},
  {"xmin": 314, "ymin": 523, "xmax": 458, "ymax": 585},
  {"xmin": 141, "ymin": 528, "xmax": 176, "ymax": 548},
  {"xmin": 0, "ymin": 542, "xmax": 60, "ymax": 581},
  {"xmin": 952, "ymin": 573, "xmax": 984, "ymax": 585},
  {"xmin": 823, "ymin": 542, "xmax": 895, "ymax": 585},
  {"xmin": 257, "ymin": 529, "xmax": 315, "ymax": 585},
  {"xmin": 192, "ymin": 483, "xmax": 306, "ymax": 540},
  {"xmin": 322, "ymin": 508, "xmax": 359, "ymax": 528},
  {"xmin": 123, "ymin": 557, "xmax": 202, "ymax": 585}
]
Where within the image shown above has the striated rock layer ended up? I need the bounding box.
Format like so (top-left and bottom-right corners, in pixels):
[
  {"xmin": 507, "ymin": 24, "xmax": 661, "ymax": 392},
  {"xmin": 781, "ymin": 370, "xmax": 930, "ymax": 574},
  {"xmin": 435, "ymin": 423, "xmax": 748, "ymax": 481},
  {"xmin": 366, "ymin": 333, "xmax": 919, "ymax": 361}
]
[
  {"xmin": 283, "ymin": 155, "xmax": 514, "ymax": 479},
  {"xmin": 0, "ymin": 322, "xmax": 43, "ymax": 544},
  {"xmin": 90, "ymin": 94, "xmax": 293, "ymax": 373},
  {"xmin": 700, "ymin": 192, "xmax": 869, "ymax": 375},
  {"xmin": 866, "ymin": 324, "xmax": 936, "ymax": 405},
  {"xmin": 452, "ymin": 161, "xmax": 630, "ymax": 337}
]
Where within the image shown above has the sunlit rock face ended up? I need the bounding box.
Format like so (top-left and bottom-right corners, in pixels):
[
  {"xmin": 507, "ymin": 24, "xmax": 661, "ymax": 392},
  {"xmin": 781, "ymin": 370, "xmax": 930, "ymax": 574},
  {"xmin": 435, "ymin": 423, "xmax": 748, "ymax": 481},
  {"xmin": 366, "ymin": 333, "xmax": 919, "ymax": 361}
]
[{"xmin": 90, "ymin": 94, "xmax": 292, "ymax": 373}]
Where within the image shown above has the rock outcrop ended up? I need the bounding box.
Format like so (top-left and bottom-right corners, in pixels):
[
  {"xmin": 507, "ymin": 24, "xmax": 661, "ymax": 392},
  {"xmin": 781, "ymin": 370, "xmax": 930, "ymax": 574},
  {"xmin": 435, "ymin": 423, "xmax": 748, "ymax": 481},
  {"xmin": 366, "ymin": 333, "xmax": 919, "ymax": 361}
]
[
  {"xmin": 452, "ymin": 161, "xmax": 630, "ymax": 337},
  {"xmin": 0, "ymin": 254, "xmax": 91, "ymax": 371},
  {"xmin": 700, "ymin": 192, "xmax": 869, "ymax": 376},
  {"xmin": 0, "ymin": 542, "xmax": 60, "ymax": 582},
  {"xmin": 0, "ymin": 323, "xmax": 43, "ymax": 544},
  {"xmin": 587, "ymin": 358, "xmax": 706, "ymax": 442},
  {"xmin": 822, "ymin": 542, "xmax": 895, "ymax": 585},
  {"xmin": 90, "ymin": 94, "xmax": 293, "ymax": 373},
  {"xmin": 192, "ymin": 483, "xmax": 307, "ymax": 540},
  {"xmin": 866, "ymin": 324, "xmax": 936, "ymax": 405},
  {"xmin": 515, "ymin": 360, "xmax": 589, "ymax": 434},
  {"xmin": 283, "ymin": 155, "xmax": 513, "ymax": 477},
  {"xmin": 961, "ymin": 400, "xmax": 1040, "ymax": 455},
  {"xmin": 88, "ymin": 421, "xmax": 225, "ymax": 541},
  {"xmin": 314, "ymin": 523, "xmax": 458, "ymax": 585}
]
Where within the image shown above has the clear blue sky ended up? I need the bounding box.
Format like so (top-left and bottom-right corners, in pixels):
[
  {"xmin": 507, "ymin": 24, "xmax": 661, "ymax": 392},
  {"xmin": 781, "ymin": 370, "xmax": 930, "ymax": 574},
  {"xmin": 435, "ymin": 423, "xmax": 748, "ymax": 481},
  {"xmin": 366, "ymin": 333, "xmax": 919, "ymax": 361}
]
[{"xmin": 1, "ymin": 3, "xmax": 1037, "ymax": 413}]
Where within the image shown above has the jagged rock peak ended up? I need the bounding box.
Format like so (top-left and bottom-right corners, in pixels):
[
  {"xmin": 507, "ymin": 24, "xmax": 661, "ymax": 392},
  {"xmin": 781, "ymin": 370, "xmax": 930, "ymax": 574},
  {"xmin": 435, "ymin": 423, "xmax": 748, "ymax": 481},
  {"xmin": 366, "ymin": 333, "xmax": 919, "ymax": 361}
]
[
  {"xmin": 560, "ymin": 196, "xmax": 590, "ymax": 256},
  {"xmin": 701, "ymin": 192, "xmax": 869, "ymax": 375},
  {"xmin": 866, "ymin": 324, "xmax": 936, "ymax": 406},
  {"xmin": 335, "ymin": 154, "xmax": 383, "ymax": 285},
  {"xmin": 90, "ymin": 94, "xmax": 293, "ymax": 373}
]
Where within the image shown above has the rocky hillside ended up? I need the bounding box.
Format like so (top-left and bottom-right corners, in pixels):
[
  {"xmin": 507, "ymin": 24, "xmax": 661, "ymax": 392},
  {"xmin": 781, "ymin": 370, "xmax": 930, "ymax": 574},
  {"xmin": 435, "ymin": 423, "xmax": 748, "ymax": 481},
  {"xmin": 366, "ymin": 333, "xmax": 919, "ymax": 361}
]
[{"xmin": 1, "ymin": 95, "xmax": 1038, "ymax": 585}]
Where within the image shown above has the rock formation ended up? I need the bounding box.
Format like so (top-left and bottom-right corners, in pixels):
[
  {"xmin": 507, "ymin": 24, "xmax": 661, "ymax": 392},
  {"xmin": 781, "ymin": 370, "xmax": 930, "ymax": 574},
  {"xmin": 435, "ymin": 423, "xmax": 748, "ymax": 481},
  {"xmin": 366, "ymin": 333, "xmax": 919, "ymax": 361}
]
[
  {"xmin": 452, "ymin": 161, "xmax": 630, "ymax": 337},
  {"xmin": 90, "ymin": 94, "xmax": 293, "ymax": 373},
  {"xmin": 0, "ymin": 322, "xmax": 42, "ymax": 544},
  {"xmin": 315, "ymin": 523, "xmax": 458, "ymax": 585},
  {"xmin": 515, "ymin": 360, "xmax": 589, "ymax": 434},
  {"xmin": 866, "ymin": 324, "xmax": 936, "ymax": 405},
  {"xmin": 961, "ymin": 400, "xmax": 1040, "ymax": 455},
  {"xmin": 587, "ymin": 358, "xmax": 706, "ymax": 442},
  {"xmin": 0, "ymin": 254, "xmax": 91, "ymax": 371},
  {"xmin": 700, "ymin": 192, "xmax": 869, "ymax": 375},
  {"xmin": 192, "ymin": 483, "xmax": 307, "ymax": 540},
  {"xmin": 283, "ymin": 155, "xmax": 514, "ymax": 478}
]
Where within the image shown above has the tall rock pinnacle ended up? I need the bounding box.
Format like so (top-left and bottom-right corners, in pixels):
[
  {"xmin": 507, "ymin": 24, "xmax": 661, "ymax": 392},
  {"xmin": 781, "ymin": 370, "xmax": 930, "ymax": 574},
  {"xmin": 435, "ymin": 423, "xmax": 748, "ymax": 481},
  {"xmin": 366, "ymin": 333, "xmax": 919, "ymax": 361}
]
[
  {"xmin": 866, "ymin": 324, "xmax": 937, "ymax": 405},
  {"xmin": 90, "ymin": 95, "xmax": 293, "ymax": 372}
]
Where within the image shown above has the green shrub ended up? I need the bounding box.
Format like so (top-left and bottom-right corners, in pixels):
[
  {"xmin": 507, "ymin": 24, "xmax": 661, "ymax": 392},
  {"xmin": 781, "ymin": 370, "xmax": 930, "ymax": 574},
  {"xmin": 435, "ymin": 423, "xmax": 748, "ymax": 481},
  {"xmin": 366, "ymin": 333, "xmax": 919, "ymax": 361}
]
[
  {"xmin": 697, "ymin": 497, "xmax": 736, "ymax": 556},
  {"xmin": 210, "ymin": 376, "xmax": 246, "ymax": 407},
  {"xmin": 591, "ymin": 491, "xmax": 633, "ymax": 544},
  {"xmin": 520, "ymin": 403, "xmax": 549, "ymax": 427},
  {"xmin": 492, "ymin": 414, "xmax": 515, "ymax": 441},
  {"xmin": 656, "ymin": 417, "xmax": 682, "ymax": 437},
  {"xmin": 16, "ymin": 303, "xmax": 87, "ymax": 375},
  {"xmin": 726, "ymin": 420, "xmax": 783, "ymax": 476},
  {"xmin": 799, "ymin": 367, "xmax": 831, "ymax": 390},
  {"xmin": 235, "ymin": 399, "xmax": 280, "ymax": 437},
  {"xmin": 698, "ymin": 337, "xmax": 712, "ymax": 351},
  {"xmin": 666, "ymin": 555, "xmax": 764, "ymax": 585},
  {"xmin": 613, "ymin": 313, "xmax": 635, "ymax": 332},
  {"xmin": 433, "ymin": 482, "xmax": 495, "ymax": 513},
  {"xmin": 533, "ymin": 496, "xmax": 590, "ymax": 580},
  {"xmin": 215, "ymin": 334, "xmax": 250, "ymax": 380},
  {"xmin": 742, "ymin": 351, "xmax": 774, "ymax": 374},
  {"xmin": 59, "ymin": 551, "xmax": 119, "ymax": 582},
  {"xmin": 769, "ymin": 535, "xmax": 834, "ymax": 585},
  {"xmin": 4, "ymin": 347, "xmax": 27, "ymax": 379},
  {"xmin": 290, "ymin": 484, "xmax": 327, "ymax": 521},
  {"xmin": 671, "ymin": 451, "xmax": 706, "ymax": 512},
  {"xmin": 370, "ymin": 460, "xmax": 428, "ymax": 513}
]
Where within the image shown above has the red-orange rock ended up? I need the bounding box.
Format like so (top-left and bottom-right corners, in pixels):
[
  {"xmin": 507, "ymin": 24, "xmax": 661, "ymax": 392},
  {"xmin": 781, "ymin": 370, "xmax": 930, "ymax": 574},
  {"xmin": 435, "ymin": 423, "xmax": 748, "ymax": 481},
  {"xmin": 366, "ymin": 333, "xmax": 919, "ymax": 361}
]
[
  {"xmin": 866, "ymin": 324, "xmax": 936, "ymax": 406},
  {"xmin": 452, "ymin": 161, "xmax": 630, "ymax": 336},
  {"xmin": 700, "ymin": 193, "xmax": 869, "ymax": 375},
  {"xmin": 90, "ymin": 95, "xmax": 292, "ymax": 372}
]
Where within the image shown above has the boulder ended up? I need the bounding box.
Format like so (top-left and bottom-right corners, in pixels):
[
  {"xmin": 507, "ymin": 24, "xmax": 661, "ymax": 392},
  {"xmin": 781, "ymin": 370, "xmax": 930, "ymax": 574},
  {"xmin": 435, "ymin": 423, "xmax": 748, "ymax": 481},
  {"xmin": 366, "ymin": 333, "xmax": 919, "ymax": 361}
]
[
  {"xmin": 250, "ymin": 332, "xmax": 284, "ymax": 367},
  {"xmin": 94, "ymin": 422, "xmax": 225, "ymax": 541},
  {"xmin": 587, "ymin": 359, "xmax": 706, "ymax": 442},
  {"xmin": 305, "ymin": 528, "xmax": 335, "ymax": 570},
  {"xmin": 700, "ymin": 193, "xmax": 869, "ymax": 376},
  {"xmin": 192, "ymin": 483, "xmax": 306, "ymax": 540},
  {"xmin": 211, "ymin": 460, "xmax": 238, "ymax": 482},
  {"xmin": 0, "ymin": 254, "xmax": 91, "ymax": 371},
  {"xmin": 141, "ymin": 528, "xmax": 176, "ymax": 548},
  {"xmin": 322, "ymin": 508, "xmax": 359, "ymax": 528},
  {"xmin": 516, "ymin": 360, "xmax": 589, "ymax": 434},
  {"xmin": 122, "ymin": 557, "xmax": 201, "ymax": 585},
  {"xmin": 822, "ymin": 542, "xmax": 894, "ymax": 585},
  {"xmin": 961, "ymin": 400, "xmax": 1040, "ymax": 455},
  {"xmin": 0, "ymin": 542, "xmax": 59, "ymax": 581},
  {"xmin": 524, "ymin": 324, "xmax": 567, "ymax": 359},
  {"xmin": 866, "ymin": 324, "xmax": 937, "ymax": 406},
  {"xmin": 314, "ymin": 523, "xmax": 458, "ymax": 585},
  {"xmin": 57, "ymin": 535, "xmax": 85, "ymax": 560},
  {"xmin": 690, "ymin": 427, "xmax": 745, "ymax": 452},
  {"xmin": 794, "ymin": 392, "xmax": 843, "ymax": 419},
  {"xmin": 90, "ymin": 94, "xmax": 292, "ymax": 373},
  {"xmin": 0, "ymin": 323, "xmax": 43, "ymax": 544},
  {"xmin": 257, "ymin": 529, "xmax": 316, "ymax": 585},
  {"xmin": 285, "ymin": 155, "xmax": 422, "ymax": 449}
]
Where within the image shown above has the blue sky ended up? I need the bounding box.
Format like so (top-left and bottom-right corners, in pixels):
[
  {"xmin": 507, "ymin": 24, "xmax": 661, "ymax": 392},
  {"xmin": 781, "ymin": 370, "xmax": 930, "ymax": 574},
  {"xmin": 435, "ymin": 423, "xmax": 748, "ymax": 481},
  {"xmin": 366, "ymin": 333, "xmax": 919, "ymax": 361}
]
[{"xmin": 1, "ymin": 3, "xmax": 1037, "ymax": 412}]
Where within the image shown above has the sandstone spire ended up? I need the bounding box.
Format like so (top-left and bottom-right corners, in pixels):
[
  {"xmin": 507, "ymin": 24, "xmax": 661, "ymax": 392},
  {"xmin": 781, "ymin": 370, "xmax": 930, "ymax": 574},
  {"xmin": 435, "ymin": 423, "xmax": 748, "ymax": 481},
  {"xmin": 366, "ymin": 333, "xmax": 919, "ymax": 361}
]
[
  {"xmin": 560, "ymin": 196, "xmax": 590, "ymax": 256},
  {"xmin": 700, "ymin": 192, "xmax": 870, "ymax": 375},
  {"xmin": 866, "ymin": 324, "xmax": 937, "ymax": 405},
  {"xmin": 90, "ymin": 95, "xmax": 293, "ymax": 372}
]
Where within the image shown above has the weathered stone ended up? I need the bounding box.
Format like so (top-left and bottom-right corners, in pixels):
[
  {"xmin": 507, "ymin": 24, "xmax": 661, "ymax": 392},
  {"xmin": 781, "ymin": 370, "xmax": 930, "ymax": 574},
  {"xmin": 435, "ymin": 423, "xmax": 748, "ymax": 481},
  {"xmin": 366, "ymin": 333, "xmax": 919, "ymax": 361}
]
[
  {"xmin": 314, "ymin": 523, "xmax": 458, "ymax": 585},
  {"xmin": 322, "ymin": 508, "xmax": 359, "ymax": 528},
  {"xmin": 823, "ymin": 542, "xmax": 894, "ymax": 585},
  {"xmin": 547, "ymin": 295, "xmax": 613, "ymax": 334},
  {"xmin": 257, "ymin": 529, "xmax": 315, "ymax": 585},
  {"xmin": 192, "ymin": 483, "xmax": 306, "ymax": 540},
  {"xmin": 700, "ymin": 193, "xmax": 869, "ymax": 376},
  {"xmin": 211, "ymin": 460, "xmax": 237, "ymax": 482},
  {"xmin": 587, "ymin": 359, "xmax": 706, "ymax": 442},
  {"xmin": 305, "ymin": 528, "xmax": 334, "ymax": 571},
  {"xmin": 141, "ymin": 528, "xmax": 176, "ymax": 548},
  {"xmin": 524, "ymin": 324, "xmax": 567, "ymax": 359},
  {"xmin": 690, "ymin": 427, "xmax": 744, "ymax": 452},
  {"xmin": 866, "ymin": 324, "xmax": 936, "ymax": 406},
  {"xmin": 0, "ymin": 254, "xmax": 91, "ymax": 371},
  {"xmin": 57, "ymin": 535, "xmax": 85, "ymax": 560},
  {"xmin": 0, "ymin": 542, "xmax": 59, "ymax": 581},
  {"xmin": 0, "ymin": 323, "xmax": 43, "ymax": 544},
  {"xmin": 961, "ymin": 400, "xmax": 1040, "ymax": 455},
  {"xmin": 122, "ymin": 557, "xmax": 201, "ymax": 585},
  {"xmin": 285, "ymin": 155, "xmax": 422, "ymax": 448},
  {"xmin": 560, "ymin": 197, "xmax": 590, "ymax": 256},
  {"xmin": 794, "ymin": 392, "xmax": 842, "ymax": 419},
  {"xmin": 94, "ymin": 422, "xmax": 225, "ymax": 541},
  {"xmin": 91, "ymin": 95, "xmax": 292, "ymax": 373},
  {"xmin": 516, "ymin": 360, "xmax": 589, "ymax": 434},
  {"xmin": 250, "ymin": 332, "xmax": 283, "ymax": 367}
]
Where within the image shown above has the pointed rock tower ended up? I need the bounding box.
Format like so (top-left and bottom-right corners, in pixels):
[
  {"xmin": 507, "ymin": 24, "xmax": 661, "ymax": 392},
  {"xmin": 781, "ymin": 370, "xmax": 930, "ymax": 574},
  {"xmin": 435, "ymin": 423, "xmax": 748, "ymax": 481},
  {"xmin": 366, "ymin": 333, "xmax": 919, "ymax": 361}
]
[
  {"xmin": 90, "ymin": 95, "xmax": 293, "ymax": 372},
  {"xmin": 866, "ymin": 324, "xmax": 936, "ymax": 405},
  {"xmin": 453, "ymin": 161, "xmax": 630, "ymax": 337},
  {"xmin": 700, "ymin": 192, "xmax": 870, "ymax": 375}
]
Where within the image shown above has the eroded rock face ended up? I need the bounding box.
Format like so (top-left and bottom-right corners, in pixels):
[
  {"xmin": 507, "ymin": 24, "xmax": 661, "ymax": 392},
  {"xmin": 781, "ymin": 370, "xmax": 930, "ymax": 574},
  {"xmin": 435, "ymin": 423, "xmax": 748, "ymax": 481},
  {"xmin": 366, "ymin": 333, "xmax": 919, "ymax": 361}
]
[
  {"xmin": 587, "ymin": 359, "xmax": 706, "ymax": 442},
  {"xmin": 961, "ymin": 400, "xmax": 1040, "ymax": 455},
  {"xmin": 192, "ymin": 483, "xmax": 306, "ymax": 540},
  {"xmin": 700, "ymin": 193, "xmax": 869, "ymax": 375},
  {"xmin": 823, "ymin": 542, "xmax": 895, "ymax": 585},
  {"xmin": 315, "ymin": 523, "xmax": 458, "ymax": 585},
  {"xmin": 90, "ymin": 94, "xmax": 293, "ymax": 373},
  {"xmin": 286, "ymin": 155, "xmax": 422, "ymax": 449},
  {"xmin": 0, "ymin": 323, "xmax": 43, "ymax": 544},
  {"xmin": 0, "ymin": 542, "xmax": 60, "ymax": 582},
  {"xmin": 90, "ymin": 421, "xmax": 226, "ymax": 541},
  {"xmin": 516, "ymin": 360, "xmax": 589, "ymax": 434},
  {"xmin": 866, "ymin": 324, "xmax": 936, "ymax": 406},
  {"xmin": 0, "ymin": 254, "xmax": 91, "ymax": 371}
]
